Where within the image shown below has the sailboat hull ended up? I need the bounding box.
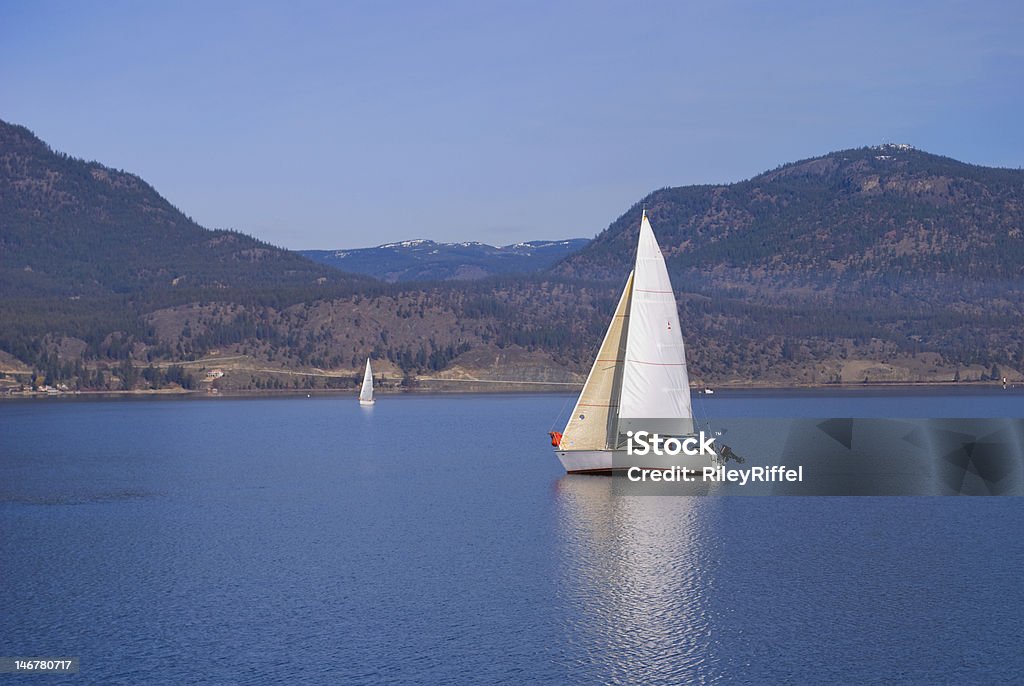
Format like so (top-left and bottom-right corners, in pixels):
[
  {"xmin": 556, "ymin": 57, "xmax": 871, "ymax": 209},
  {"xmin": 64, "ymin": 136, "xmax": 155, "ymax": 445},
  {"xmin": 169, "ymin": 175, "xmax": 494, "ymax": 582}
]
[
  {"xmin": 359, "ymin": 399, "xmax": 375, "ymax": 406},
  {"xmin": 556, "ymin": 448, "xmax": 713, "ymax": 474}
]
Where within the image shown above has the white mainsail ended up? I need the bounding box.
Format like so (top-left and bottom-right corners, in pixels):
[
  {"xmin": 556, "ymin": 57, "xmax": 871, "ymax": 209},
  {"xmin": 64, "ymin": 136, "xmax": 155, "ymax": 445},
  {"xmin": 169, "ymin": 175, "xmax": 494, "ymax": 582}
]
[
  {"xmin": 359, "ymin": 358, "xmax": 374, "ymax": 404},
  {"xmin": 617, "ymin": 212, "xmax": 693, "ymax": 436},
  {"xmin": 559, "ymin": 272, "xmax": 633, "ymax": 450},
  {"xmin": 557, "ymin": 211, "xmax": 692, "ymax": 455}
]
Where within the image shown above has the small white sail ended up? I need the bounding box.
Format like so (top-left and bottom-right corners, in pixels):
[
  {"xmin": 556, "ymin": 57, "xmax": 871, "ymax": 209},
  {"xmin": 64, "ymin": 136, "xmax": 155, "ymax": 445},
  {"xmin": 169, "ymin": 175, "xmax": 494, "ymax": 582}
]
[
  {"xmin": 560, "ymin": 271, "xmax": 633, "ymax": 450},
  {"xmin": 617, "ymin": 213, "xmax": 693, "ymax": 437},
  {"xmin": 359, "ymin": 358, "xmax": 375, "ymax": 404}
]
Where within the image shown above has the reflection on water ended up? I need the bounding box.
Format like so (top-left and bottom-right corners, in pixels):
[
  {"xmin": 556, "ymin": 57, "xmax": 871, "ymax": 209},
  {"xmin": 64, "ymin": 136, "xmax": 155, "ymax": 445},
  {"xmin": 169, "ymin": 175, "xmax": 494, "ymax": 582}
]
[
  {"xmin": 554, "ymin": 476, "xmax": 722, "ymax": 683},
  {"xmin": 552, "ymin": 477, "xmax": 1024, "ymax": 685}
]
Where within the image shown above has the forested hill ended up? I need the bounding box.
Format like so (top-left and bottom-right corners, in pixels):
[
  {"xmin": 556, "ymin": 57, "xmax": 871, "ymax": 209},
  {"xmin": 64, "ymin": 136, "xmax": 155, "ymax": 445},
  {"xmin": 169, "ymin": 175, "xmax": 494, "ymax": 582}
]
[
  {"xmin": 0, "ymin": 120, "xmax": 354, "ymax": 297},
  {"xmin": 557, "ymin": 144, "xmax": 1024, "ymax": 292}
]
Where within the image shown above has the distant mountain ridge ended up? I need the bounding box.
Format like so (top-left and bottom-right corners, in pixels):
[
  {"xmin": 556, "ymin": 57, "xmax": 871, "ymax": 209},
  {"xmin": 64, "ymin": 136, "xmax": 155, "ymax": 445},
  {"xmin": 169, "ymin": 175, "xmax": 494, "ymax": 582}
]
[{"xmin": 302, "ymin": 238, "xmax": 589, "ymax": 282}]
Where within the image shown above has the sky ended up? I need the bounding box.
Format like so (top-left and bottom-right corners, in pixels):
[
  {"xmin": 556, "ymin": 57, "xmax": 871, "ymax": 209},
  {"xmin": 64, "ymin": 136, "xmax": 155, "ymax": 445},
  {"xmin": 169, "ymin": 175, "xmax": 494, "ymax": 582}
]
[{"xmin": 2, "ymin": 0, "xmax": 1022, "ymax": 249}]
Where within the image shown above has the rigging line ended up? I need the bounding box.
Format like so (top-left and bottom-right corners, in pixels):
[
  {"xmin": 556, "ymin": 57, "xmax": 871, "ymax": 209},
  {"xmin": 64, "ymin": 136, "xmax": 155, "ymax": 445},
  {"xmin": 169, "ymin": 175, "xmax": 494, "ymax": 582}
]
[{"xmin": 550, "ymin": 391, "xmax": 575, "ymax": 433}]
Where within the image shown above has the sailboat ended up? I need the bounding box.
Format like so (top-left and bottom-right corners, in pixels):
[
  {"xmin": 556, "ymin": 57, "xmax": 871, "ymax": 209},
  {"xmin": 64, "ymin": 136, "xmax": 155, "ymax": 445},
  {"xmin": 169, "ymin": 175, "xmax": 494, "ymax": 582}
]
[
  {"xmin": 550, "ymin": 211, "xmax": 711, "ymax": 474},
  {"xmin": 358, "ymin": 358, "xmax": 375, "ymax": 405}
]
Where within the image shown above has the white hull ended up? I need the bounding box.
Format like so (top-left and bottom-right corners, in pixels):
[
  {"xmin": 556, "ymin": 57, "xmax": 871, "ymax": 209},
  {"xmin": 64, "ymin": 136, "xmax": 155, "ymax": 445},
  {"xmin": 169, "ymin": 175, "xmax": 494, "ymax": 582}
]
[
  {"xmin": 359, "ymin": 399, "xmax": 375, "ymax": 406},
  {"xmin": 556, "ymin": 448, "xmax": 713, "ymax": 474}
]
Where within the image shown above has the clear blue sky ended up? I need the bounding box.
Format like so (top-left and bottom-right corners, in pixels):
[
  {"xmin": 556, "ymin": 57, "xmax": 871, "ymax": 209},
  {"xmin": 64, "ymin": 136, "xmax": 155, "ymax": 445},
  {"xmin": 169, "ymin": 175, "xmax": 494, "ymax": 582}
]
[{"xmin": 2, "ymin": 0, "xmax": 1022, "ymax": 249}]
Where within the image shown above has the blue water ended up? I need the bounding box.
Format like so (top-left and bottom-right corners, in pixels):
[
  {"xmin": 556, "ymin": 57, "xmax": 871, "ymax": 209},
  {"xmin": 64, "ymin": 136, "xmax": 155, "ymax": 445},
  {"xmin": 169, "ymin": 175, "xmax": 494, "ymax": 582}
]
[{"xmin": 1, "ymin": 391, "xmax": 1023, "ymax": 684}]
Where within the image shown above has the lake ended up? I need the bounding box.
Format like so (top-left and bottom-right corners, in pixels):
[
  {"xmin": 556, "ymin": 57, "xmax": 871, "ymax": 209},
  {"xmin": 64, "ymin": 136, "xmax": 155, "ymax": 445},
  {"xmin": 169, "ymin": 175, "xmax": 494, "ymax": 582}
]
[{"xmin": 2, "ymin": 390, "xmax": 1023, "ymax": 684}]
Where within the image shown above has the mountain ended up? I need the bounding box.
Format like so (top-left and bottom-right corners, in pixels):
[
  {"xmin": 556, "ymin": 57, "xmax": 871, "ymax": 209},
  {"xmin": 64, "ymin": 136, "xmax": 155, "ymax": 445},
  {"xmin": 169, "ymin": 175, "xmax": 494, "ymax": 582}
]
[
  {"xmin": 0, "ymin": 120, "xmax": 355, "ymax": 298},
  {"xmin": 301, "ymin": 238, "xmax": 589, "ymax": 282},
  {"xmin": 548, "ymin": 145, "xmax": 1024, "ymax": 385},
  {"xmin": 558, "ymin": 144, "xmax": 1024, "ymax": 294}
]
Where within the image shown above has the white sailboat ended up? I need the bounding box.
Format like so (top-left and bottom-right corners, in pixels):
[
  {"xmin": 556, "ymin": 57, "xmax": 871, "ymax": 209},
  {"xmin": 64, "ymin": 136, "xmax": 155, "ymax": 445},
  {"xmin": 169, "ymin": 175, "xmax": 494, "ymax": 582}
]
[
  {"xmin": 550, "ymin": 211, "xmax": 711, "ymax": 474},
  {"xmin": 358, "ymin": 358, "xmax": 375, "ymax": 405}
]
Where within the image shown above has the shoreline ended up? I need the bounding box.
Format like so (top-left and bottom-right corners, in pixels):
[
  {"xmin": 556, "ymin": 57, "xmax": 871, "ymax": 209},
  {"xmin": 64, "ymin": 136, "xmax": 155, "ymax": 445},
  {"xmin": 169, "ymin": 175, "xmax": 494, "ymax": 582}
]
[{"xmin": 1, "ymin": 378, "xmax": 1018, "ymax": 401}]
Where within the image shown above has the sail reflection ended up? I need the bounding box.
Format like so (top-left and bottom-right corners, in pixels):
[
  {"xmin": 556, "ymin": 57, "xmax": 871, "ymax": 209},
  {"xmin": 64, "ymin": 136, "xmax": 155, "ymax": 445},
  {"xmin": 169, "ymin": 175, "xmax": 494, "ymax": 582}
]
[{"xmin": 553, "ymin": 476, "xmax": 722, "ymax": 684}]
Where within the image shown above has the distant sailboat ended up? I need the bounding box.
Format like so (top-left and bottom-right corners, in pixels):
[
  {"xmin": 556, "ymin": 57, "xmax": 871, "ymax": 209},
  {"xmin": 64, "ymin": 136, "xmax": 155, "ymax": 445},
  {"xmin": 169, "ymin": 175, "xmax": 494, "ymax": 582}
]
[
  {"xmin": 550, "ymin": 211, "xmax": 711, "ymax": 474},
  {"xmin": 359, "ymin": 358, "xmax": 375, "ymax": 405}
]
